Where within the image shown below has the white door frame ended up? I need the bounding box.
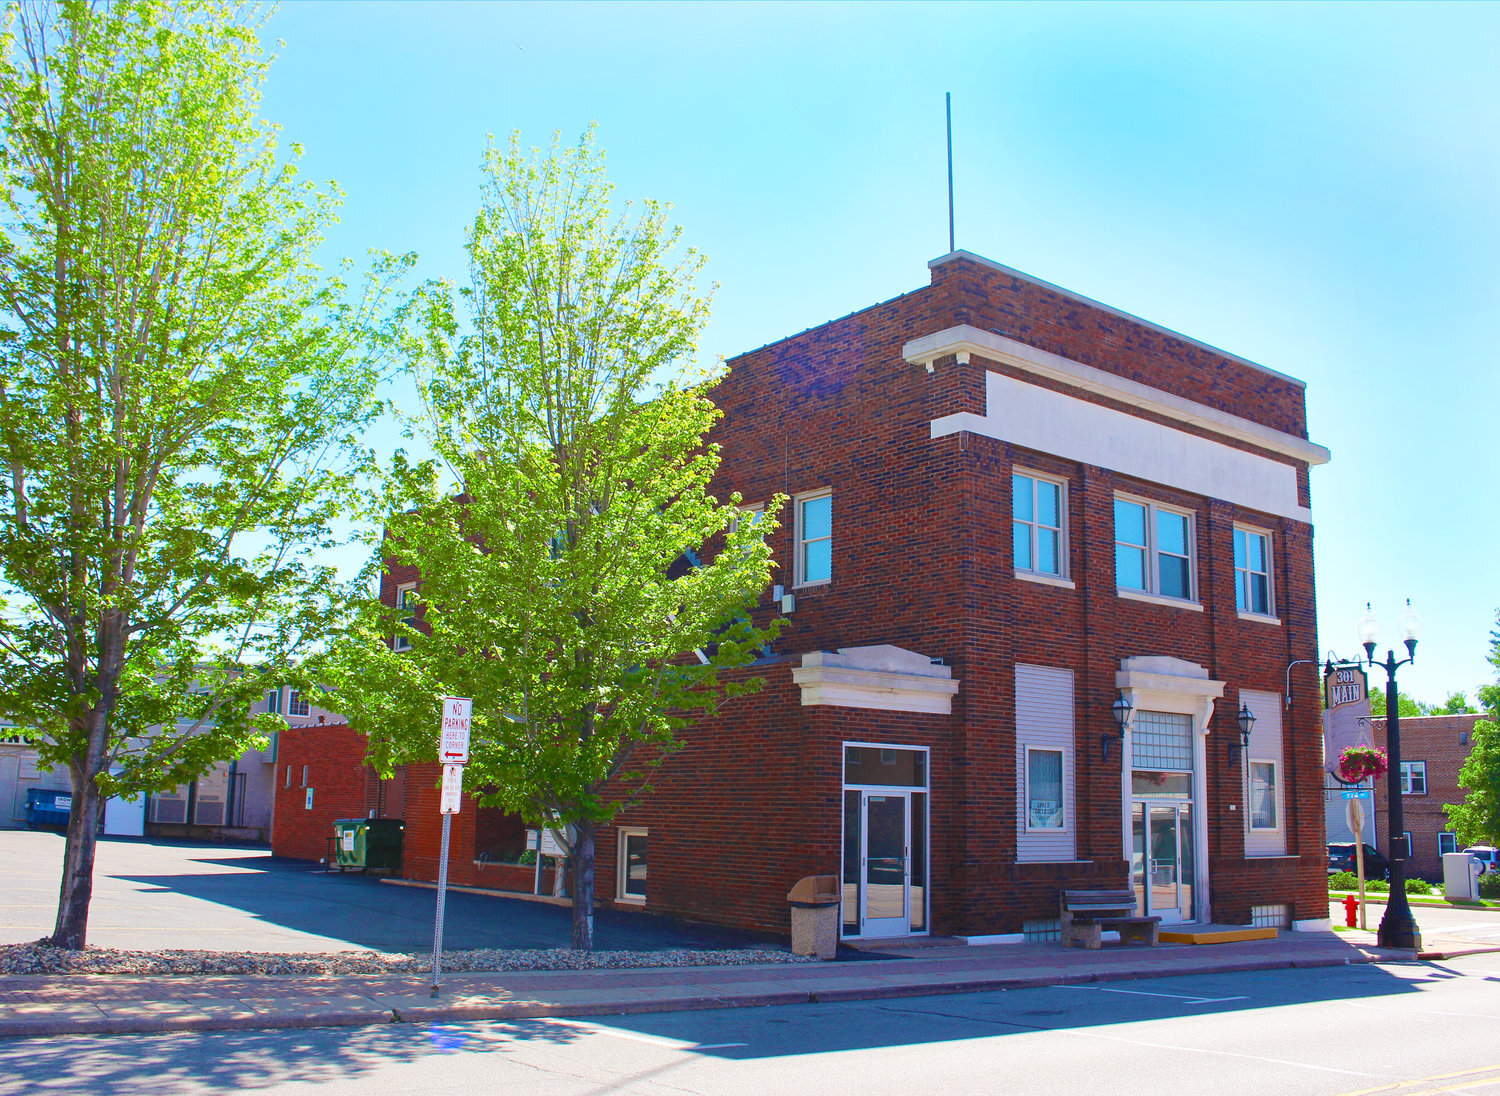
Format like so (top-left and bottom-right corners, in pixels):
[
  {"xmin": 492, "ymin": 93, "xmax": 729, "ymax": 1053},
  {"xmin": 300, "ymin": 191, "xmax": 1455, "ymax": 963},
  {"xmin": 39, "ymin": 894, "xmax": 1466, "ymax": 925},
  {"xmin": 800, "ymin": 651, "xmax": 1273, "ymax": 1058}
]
[
  {"xmin": 1116, "ymin": 657, "xmax": 1224, "ymax": 926},
  {"xmin": 841, "ymin": 741, "xmax": 930, "ymax": 941}
]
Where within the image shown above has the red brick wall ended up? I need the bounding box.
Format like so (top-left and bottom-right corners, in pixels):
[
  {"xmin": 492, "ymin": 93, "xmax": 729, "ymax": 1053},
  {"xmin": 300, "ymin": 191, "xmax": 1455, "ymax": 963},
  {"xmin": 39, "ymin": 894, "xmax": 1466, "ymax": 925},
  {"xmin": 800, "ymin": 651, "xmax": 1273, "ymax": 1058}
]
[
  {"xmin": 1370, "ymin": 713, "xmax": 1482, "ymax": 880},
  {"xmin": 270, "ymin": 723, "xmax": 371, "ymax": 863},
  {"xmin": 379, "ymin": 254, "xmax": 1326, "ymax": 938}
]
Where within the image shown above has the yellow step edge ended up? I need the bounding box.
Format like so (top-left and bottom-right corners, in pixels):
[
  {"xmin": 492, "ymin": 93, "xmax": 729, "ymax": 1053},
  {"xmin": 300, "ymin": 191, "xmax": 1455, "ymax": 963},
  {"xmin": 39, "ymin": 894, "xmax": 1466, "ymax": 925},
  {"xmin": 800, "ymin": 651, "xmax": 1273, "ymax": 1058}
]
[{"xmin": 1158, "ymin": 925, "xmax": 1278, "ymax": 945}]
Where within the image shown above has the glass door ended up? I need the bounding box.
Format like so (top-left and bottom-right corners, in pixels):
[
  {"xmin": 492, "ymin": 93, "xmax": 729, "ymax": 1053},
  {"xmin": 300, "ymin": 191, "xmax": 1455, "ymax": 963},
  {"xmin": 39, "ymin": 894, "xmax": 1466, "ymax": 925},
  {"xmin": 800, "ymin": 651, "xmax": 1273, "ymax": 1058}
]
[
  {"xmin": 861, "ymin": 792, "xmax": 910, "ymax": 937},
  {"xmin": 1132, "ymin": 801, "xmax": 1194, "ymax": 923}
]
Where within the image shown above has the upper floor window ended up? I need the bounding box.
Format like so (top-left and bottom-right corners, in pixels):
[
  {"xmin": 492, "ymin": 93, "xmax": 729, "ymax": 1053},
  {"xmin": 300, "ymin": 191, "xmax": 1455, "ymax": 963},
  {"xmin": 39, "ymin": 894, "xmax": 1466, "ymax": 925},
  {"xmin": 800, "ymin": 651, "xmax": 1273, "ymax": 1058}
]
[
  {"xmin": 1234, "ymin": 526, "xmax": 1274, "ymax": 616},
  {"xmin": 1400, "ymin": 761, "xmax": 1427, "ymax": 796},
  {"xmin": 266, "ymin": 689, "xmax": 281, "ymax": 715},
  {"xmin": 1114, "ymin": 496, "xmax": 1195, "ymax": 601},
  {"xmin": 794, "ymin": 489, "xmax": 832, "ymax": 586},
  {"xmin": 1013, "ymin": 472, "xmax": 1066, "ymax": 578},
  {"xmin": 288, "ymin": 690, "xmax": 310, "ymax": 718},
  {"xmin": 393, "ymin": 583, "xmax": 418, "ymax": 652}
]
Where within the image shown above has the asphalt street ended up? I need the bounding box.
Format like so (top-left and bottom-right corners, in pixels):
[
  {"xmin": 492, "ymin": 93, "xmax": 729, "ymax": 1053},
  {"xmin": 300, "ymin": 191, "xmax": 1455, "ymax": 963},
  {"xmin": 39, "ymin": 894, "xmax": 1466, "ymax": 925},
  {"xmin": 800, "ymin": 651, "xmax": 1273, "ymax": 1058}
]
[
  {"xmin": 0, "ymin": 831, "xmax": 769, "ymax": 953},
  {"xmin": 2, "ymin": 957, "xmax": 1498, "ymax": 1096}
]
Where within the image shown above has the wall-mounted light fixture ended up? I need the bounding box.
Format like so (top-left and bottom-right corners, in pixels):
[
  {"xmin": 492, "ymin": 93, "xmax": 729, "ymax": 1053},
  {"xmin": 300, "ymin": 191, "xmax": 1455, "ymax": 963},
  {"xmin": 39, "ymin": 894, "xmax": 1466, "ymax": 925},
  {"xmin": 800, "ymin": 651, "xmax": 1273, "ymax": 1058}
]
[
  {"xmin": 1103, "ymin": 692, "xmax": 1132, "ymax": 762},
  {"xmin": 1227, "ymin": 702, "xmax": 1256, "ymax": 764}
]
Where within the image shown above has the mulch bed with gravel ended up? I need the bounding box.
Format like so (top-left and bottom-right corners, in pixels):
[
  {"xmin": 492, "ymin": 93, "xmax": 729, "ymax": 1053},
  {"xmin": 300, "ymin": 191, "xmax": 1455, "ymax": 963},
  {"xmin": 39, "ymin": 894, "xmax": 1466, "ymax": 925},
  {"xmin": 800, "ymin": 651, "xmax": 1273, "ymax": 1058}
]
[{"xmin": 0, "ymin": 940, "xmax": 818, "ymax": 977}]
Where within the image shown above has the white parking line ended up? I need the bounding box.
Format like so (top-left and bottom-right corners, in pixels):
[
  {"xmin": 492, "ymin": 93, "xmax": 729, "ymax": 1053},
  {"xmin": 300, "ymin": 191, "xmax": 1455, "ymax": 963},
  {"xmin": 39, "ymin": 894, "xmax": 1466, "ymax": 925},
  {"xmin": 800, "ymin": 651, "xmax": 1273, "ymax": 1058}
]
[
  {"xmin": 534, "ymin": 1019, "xmax": 748, "ymax": 1051},
  {"xmin": 1058, "ymin": 985, "xmax": 1250, "ymax": 1004}
]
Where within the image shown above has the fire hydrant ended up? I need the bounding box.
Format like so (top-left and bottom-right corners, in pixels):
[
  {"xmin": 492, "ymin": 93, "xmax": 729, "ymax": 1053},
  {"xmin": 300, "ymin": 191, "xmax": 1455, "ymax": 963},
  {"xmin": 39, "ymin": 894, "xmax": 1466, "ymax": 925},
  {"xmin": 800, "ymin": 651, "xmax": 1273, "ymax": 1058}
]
[{"xmin": 1343, "ymin": 893, "xmax": 1359, "ymax": 927}]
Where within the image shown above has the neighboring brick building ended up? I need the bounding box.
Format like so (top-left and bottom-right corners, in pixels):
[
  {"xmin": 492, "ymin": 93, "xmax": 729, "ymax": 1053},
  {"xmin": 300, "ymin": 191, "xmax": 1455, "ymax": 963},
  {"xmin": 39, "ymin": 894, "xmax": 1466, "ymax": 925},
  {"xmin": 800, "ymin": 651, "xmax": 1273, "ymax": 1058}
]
[
  {"xmin": 1366, "ymin": 713, "xmax": 1485, "ymax": 881},
  {"xmin": 356, "ymin": 250, "xmax": 1333, "ymax": 942}
]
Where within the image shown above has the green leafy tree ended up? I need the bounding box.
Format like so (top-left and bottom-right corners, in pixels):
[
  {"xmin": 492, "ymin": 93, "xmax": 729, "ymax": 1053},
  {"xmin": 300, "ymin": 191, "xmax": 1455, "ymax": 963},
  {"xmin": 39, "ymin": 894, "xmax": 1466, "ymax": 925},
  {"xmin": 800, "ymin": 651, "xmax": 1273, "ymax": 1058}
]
[
  {"xmin": 1447, "ymin": 612, "xmax": 1500, "ymax": 845},
  {"xmin": 321, "ymin": 129, "xmax": 782, "ymax": 951},
  {"xmin": 0, "ymin": 1, "xmax": 402, "ymax": 947},
  {"xmin": 1368, "ymin": 689, "xmax": 1476, "ymax": 718}
]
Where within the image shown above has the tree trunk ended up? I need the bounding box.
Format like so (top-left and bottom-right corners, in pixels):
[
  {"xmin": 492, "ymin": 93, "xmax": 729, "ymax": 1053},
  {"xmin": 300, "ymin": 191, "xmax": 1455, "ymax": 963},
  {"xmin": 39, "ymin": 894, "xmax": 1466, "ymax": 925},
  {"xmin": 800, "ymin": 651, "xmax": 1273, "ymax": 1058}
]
[
  {"xmin": 50, "ymin": 762, "xmax": 103, "ymax": 949},
  {"xmin": 569, "ymin": 817, "xmax": 595, "ymax": 951}
]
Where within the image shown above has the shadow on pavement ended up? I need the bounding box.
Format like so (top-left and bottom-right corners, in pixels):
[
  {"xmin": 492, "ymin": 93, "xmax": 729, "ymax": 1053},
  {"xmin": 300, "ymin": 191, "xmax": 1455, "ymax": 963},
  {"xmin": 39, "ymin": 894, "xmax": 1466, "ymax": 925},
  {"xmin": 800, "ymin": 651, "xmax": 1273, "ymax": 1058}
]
[{"xmin": 116, "ymin": 853, "xmax": 778, "ymax": 953}]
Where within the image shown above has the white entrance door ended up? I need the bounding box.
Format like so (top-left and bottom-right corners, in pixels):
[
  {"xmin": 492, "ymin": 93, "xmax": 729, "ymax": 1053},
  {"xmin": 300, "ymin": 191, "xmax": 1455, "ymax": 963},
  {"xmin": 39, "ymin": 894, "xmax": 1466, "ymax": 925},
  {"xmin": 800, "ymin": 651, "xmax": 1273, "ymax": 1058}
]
[{"xmin": 861, "ymin": 792, "xmax": 910, "ymax": 938}]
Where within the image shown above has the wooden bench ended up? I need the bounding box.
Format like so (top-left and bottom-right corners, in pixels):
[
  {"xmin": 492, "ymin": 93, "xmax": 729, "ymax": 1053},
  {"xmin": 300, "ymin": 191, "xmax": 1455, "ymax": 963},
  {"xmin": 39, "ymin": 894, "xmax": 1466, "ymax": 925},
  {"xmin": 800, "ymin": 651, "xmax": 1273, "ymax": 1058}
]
[{"xmin": 1059, "ymin": 889, "xmax": 1161, "ymax": 949}]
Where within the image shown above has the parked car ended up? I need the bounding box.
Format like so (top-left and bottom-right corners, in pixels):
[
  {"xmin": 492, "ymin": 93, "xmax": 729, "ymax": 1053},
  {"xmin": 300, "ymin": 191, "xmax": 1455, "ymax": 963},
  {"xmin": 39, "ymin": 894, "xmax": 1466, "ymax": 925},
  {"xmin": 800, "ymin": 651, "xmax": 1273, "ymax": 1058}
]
[
  {"xmin": 1463, "ymin": 846, "xmax": 1500, "ymax": 874},
  {"xmin": 1328, "ymin": 842, "xmax": 1390, "ymax": 880}
]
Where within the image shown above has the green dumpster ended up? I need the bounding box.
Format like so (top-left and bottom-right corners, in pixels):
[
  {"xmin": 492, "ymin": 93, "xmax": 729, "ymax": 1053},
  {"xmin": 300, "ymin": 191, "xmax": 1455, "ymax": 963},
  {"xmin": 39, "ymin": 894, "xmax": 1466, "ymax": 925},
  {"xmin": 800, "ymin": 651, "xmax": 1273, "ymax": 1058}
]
[{"xmin": 332, "ymin": 818, "xmax": 404, "ymax": 873}]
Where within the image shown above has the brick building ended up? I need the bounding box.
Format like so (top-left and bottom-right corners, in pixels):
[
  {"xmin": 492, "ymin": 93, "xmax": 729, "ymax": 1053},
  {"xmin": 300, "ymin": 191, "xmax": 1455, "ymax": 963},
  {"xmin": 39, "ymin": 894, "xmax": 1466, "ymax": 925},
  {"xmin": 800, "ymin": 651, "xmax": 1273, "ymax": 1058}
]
[
  {"xmin": 324, "ymin": 250, "xmax": 1334, "ymax": 942},
  {"xmin": 1365, "ymin": 713, "xmax": 1485, "ymax": 881}
]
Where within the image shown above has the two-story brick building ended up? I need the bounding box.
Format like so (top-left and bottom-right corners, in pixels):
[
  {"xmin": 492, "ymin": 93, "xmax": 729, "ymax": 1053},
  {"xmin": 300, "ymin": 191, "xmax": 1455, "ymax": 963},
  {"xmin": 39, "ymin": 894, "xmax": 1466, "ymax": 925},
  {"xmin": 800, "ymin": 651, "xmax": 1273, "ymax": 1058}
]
[
  {"xmin": 305, "ymin": 250, "xmax": 1332, "ymax": 943},
  {"xmin": 1365, "ymin": 713, "xmax": 1485, "ymax": 882}
]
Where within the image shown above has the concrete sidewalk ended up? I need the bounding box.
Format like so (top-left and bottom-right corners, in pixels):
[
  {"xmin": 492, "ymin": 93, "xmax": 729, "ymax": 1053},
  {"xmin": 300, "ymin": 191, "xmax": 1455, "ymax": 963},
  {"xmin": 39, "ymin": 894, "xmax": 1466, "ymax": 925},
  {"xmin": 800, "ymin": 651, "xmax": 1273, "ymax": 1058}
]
[{"xmin": 4, "ymin": 929, "xmax": 1493, "ymax": 1040}]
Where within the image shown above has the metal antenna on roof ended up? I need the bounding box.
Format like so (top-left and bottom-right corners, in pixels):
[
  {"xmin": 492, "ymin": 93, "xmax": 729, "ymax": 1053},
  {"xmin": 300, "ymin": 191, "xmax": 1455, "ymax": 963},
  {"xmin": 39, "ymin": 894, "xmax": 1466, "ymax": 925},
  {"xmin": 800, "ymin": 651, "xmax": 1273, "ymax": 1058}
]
[{"xmin": 946, "ymin": 92, "xmax": 956, "ymax": 253}]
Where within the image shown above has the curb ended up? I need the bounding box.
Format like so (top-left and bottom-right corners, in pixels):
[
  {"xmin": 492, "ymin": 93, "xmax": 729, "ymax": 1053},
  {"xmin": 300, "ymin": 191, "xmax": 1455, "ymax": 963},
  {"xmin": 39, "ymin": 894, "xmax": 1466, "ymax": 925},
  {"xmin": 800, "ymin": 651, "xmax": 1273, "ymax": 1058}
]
[{"xmin": 0, "ymin": 949, "xmax": 1399, "ymax": 1039}]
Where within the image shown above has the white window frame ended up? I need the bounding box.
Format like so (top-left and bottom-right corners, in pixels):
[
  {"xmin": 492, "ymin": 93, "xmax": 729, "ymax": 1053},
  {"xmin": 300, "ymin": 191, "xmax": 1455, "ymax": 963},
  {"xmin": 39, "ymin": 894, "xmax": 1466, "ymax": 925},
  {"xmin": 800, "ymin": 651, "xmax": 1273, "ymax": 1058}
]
[
  {"xmin": 1248, "ymin": 759, "xmax": 1280, "ymax": 831},
  {"xmin": 266, "ymin": 689, "xmax": 281, "ymax": 715},
  {"xmin": 616, "ymin": 827, "xmax": 648, "ymax": 904},
  {"xmin": 793, "ymin": 488, "xmax": 832, "ymax": 588},
  {"xmin": 1023, "ymin": 745, "xmax": 1068, "ymax": 832},
  {"xmin": 393, "ymin": 583, "xmax": 418, "ymax": 652},
  {"xmin": 1012, "ymin": 470, "xmax": 1068, "ymax": 580},
  {"xmin": 1233, "ymin": 524, "xmax": 1275, "ymax": 618},
  {"xmin": 1114, "ymin": 494, "xmax": 1198, "ymax": 604},
  {"xmin": 1438, "ymin": 831, "xmax": 1458, "ymax": 856},
  {"xmin": 288, "ymin": 690, "xmax": 310, "ymax": 717},
  {"xmin": 1400, "ymin": 761, "xmax": 1427, "ymax": 796}
]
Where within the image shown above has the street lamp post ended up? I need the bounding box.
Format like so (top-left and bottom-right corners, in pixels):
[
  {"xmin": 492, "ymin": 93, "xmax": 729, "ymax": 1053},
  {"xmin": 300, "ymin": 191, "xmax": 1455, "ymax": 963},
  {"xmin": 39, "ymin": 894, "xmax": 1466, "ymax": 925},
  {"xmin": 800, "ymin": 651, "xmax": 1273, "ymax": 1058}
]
[{"xmin": 1356, "ymin": 601, "xmax": 1424, "ymax": 951}]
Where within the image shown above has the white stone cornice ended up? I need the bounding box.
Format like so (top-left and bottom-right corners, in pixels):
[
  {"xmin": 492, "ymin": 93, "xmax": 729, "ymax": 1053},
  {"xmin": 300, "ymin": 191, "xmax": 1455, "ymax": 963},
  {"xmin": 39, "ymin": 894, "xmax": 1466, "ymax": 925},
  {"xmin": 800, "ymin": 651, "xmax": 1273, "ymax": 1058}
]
[
  {"xmin": 793, "ymin": 645, "xmax": 959, "ymax": 714},
  {"xmin": 903, "ymin": 323, "xmax": 1330, "ymax": 467}
]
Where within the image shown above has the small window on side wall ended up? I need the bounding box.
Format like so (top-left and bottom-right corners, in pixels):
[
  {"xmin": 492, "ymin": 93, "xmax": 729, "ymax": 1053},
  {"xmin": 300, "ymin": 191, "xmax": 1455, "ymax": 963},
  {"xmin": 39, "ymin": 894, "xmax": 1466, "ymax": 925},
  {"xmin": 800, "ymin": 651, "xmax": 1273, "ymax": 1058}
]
[
  {"xmin": 617, "ymin": 828, "xmax": 647, "ymax": 903},
  {"xmin": 1438, "ymin": 832, "xmax": 1458, "ymax": 856},
  {"xmin": 1013, "ymin": 472, "xmax": 1066, "ymax": 578},
  {"xmin": 794, "ymin": 490, "xmax": 832, "ymax": 586},
  {"xmin": 1400, "ymin": 761, "xmax": 1427, "ymax": 796},
  {"xmin": 1025, "ymin": 747, "xmax": 1065, "ymax": 830},
  {"xmin": 393, "ymin": 583, "xmax": 418, "ymax": 652},
  {"xmin": 288, "ymin": 690, "xmax": 310, "ymax": 717},
  {"xmin": 1249, "ymin": 761, "xmax": 1278, "ymax": 830},
  {"xmin": 1234, "ymin": 526, "xmax": 1274, "ymax": 616}
]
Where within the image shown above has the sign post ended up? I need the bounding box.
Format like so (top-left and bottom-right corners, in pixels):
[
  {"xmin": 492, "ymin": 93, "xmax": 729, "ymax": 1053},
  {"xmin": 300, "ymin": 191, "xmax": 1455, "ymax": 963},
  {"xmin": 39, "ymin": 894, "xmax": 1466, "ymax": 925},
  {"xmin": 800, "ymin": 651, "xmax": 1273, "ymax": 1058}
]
[
  {"xmin": 431, "ymin": 697, "xmax": 471, "ymax": 998},
  {"xmin": 1346, "ymin": 796, "xmax": 1368, "ymax": 930}
]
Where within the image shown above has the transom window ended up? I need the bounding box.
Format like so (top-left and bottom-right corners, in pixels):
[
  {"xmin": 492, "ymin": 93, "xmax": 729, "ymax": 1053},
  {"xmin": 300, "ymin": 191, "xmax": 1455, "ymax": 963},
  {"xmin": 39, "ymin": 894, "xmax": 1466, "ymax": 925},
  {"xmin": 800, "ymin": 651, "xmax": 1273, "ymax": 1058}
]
[
  {"xmin": 795, "ymin": 489, "xmax": 832, "ymax": 586},
  {"xmin": 1249, "ymin": 761, "xmax": 1279, "ymax": 830},
  {"xmin": 1114, "ymin": 497, "xmax": 1196, "ymax": 602},
  {"xmin": 1013, "ymin": 472, "xmax": 1066, "ymax": 578},
  {"xmin": 1234, "ymin": 526, "xmax": 1273, "ymax": 616},
  {"xmin": 1400, "ymin": 761, "xmax": 1427, "ymax": 796},
  {"xmin": 1131, "ymin": 710, "xmax": 1194, "ymax": 770}
]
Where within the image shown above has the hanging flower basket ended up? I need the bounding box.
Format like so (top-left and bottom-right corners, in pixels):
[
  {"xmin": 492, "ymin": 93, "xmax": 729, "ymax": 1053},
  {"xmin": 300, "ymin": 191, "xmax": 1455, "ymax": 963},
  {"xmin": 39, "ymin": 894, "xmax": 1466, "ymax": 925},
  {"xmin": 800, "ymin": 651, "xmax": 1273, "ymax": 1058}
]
[{"xmin": 1338, "ymin": 744, "xmax": 1389, "ymax": 784}]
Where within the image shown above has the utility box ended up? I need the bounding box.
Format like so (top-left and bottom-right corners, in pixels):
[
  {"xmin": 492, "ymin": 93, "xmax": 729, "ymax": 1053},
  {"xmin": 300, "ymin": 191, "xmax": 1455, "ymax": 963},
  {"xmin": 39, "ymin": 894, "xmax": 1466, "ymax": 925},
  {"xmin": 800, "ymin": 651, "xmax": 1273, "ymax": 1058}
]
[
  {"xmin": 1443, "ymin": 851, "xmax": 1482, "ymax": 901},
  {"xmin": 333, "ymin": 818, "xmax": 404, "ymax": 873},
  {"xmin": 787, "ymin": 874, "xmax": 841, "ymax": 960}
]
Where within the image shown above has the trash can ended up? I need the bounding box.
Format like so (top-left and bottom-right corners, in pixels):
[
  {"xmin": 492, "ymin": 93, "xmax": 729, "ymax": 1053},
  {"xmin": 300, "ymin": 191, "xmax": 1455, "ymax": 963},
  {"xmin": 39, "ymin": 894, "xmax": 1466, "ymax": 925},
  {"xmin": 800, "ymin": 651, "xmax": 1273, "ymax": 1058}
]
[
  {"xmin": 332, "ymin": 818, "xmax": 404, "ymax": 873},
  {"xmin": 787, "ymin": 874, "xmax": 841, "ymax": 960},
  {"xmin": 25, "ymin": 788, "xmax": 72, "ymax": 830},
  {"xmin": 1443, "ymin": 851, "xmax": 1482, "ymax": 900}
]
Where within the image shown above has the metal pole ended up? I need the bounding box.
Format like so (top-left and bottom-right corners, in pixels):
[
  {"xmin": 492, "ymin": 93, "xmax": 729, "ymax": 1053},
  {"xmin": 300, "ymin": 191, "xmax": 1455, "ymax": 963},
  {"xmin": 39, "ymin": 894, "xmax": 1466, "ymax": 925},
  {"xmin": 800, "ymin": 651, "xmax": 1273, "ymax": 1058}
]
[
  {"xmin": 430, "ymin": 810, "xmax": 452, "ymax": 996},
  {"xmin": 1376, "ymin": 655, "xmax": 1422, "ymax": 950},
  {"xmin": 946, "ymin": 92, "xmax": 955, "ymax": 253}
]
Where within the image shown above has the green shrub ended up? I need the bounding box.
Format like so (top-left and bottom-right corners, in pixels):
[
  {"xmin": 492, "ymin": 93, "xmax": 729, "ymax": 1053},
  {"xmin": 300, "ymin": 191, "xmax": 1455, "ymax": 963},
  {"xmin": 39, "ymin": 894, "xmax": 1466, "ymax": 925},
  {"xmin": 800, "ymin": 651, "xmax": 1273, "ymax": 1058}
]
[
  {"xmin": 1364, "ymin": 879, "xmax": 1390, "ymax": 892},
  {"xmin": 1480, "ymin": 873, "xmax": 1500, "ymax": 899},
  {"xmin": 1328, "ymin": 871, "xmax": 1359, "ymax": 890},
  {"xmin": 1406, "ymin": 878, "xmax": 1433, "ymax": 895}
]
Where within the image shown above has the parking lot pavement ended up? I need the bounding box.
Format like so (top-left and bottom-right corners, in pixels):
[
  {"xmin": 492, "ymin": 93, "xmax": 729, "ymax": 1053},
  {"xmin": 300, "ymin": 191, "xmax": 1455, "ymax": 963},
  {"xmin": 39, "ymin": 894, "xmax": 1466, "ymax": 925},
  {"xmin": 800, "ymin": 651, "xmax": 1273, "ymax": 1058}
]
[{"xmin": 0, "ymin": 831, "xmax": 771, "ymax": 954}]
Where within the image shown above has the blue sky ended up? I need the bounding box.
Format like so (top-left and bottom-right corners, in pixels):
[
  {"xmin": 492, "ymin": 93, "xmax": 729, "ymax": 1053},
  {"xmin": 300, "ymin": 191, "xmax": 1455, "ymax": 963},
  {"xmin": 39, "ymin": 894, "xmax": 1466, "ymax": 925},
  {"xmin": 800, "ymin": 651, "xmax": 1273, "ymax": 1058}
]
[{"xmin": 257, "ymin": 1, "xmax": 1500, "ymax": 705}]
